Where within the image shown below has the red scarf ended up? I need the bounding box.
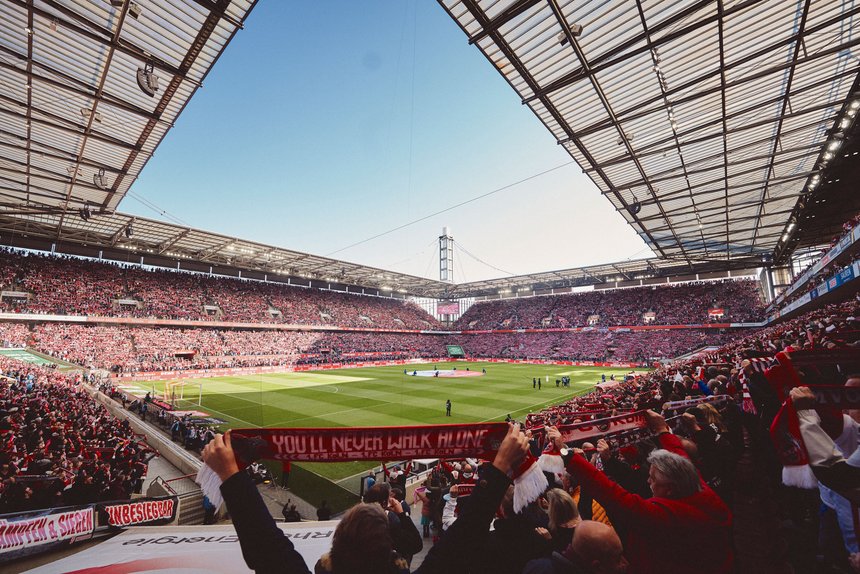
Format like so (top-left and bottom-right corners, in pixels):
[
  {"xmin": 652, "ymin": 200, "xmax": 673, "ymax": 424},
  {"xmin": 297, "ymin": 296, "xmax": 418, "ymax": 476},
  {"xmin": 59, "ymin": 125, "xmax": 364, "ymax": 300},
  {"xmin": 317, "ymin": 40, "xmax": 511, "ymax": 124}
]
[
  {"xmin": 228, "ymin": 423, "xmax": 510, "ymax": 465},
  {"xmin": 553, "ymin": 411, "xmax": 648, "ymax": 442}
]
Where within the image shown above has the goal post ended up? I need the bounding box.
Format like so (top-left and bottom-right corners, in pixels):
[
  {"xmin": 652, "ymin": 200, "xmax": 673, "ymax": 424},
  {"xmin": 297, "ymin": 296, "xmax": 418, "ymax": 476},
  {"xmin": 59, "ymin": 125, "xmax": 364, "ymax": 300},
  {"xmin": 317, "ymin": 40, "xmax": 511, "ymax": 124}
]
[{"xmin": 164, "ymin": 380, "xmax": 203, "ymax": 409}]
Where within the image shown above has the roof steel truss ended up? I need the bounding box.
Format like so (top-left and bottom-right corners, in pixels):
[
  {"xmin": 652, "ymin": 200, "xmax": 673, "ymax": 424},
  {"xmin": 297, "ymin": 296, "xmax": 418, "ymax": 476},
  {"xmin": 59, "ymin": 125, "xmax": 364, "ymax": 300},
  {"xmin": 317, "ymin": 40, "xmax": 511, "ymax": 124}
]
[{"xmin": 439, "ymin": 0, "xmax": 860, "ymax": 263}]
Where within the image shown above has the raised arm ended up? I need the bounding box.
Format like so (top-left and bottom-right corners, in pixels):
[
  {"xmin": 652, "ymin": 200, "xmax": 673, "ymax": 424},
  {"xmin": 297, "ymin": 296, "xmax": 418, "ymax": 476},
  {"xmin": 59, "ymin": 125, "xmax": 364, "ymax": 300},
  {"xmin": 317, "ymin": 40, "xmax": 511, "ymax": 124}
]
[
  {"xmin": 417, "ymin": 423, "xmax": 528, "ymax": 573},
  {"xmin": 791, "ymin": 387, "xmax": 860, "ymax": 503},
  {"xmin": 204, "ymin": 433, "xmax": 311, "ymax": 574}
]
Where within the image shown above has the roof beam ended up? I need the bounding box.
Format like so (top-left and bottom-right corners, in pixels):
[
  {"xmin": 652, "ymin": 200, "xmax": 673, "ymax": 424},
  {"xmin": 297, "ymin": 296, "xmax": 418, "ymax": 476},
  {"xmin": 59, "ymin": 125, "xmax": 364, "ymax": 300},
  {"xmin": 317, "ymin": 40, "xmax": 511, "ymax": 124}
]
[
  {"xmin": 0, "ymin": 185, "xmax": 88, "ymax": 208},
  {"xmin": 103, "ymin": 0, "xmax": 231, "ymax": 210},
  {"xmin": 155, "ymin": 227, "xmax": 191, "ymax": 255},
  {"xmin": 525, "ymin": 0, "xmax": 745, "ymax": 105},
  {"xmin": 617, "ymin": 160, "xmax": 813, "ymax": 217},
  {"xmin": 595, "ymin": 96, "xmax": 842, "ymax": 172},
  {"xmin": 0, "ymin": 44, "xmax": 160, "ymax": 122},
  {"xmin": 545, "ymin": 5, "xmax": 860, "ymax": 125},
  {"xmin": 0, "ymin": 94, "xmax": 139, "ymax": 151},
  {"xmin": 610, "ymin": 264, "xmax": 631, "ymax": 281},
  {"xmin": 57, "ymin": 0, "xmax": 133, "ymax": 240},
  {"xmin": 197, "ymin": 239, "xmax": 235, "ymax": 260},
  {"xmin": 601, "ymin": 67, "xmax": 857, "ymax": 173},
  {"xmin": 12, "ymin": 0, "xmax": 186, "ymax": 78},
  {"xmin": 0, "ymin": 160, "xmax": 106, "ymax": 194},
  {"xmin": 0, "ymin": 136, "xmax": 121, "ymax": 174},
  {"xmin": 550, "ymin": 0, "xmax": 692, "ymax": 263},
  {"xmin": 647, "ymin": 212, "xmax": 795, "ymax": 235},
  {"xmin": 453, "ymin": 0, "xmax": 669, "ymax": 258},
  {"xmin": 632, "ymin": 0, "xmax": 708, "ymax": 257},
  {"xmin": 611, "ymin": 141, "xmax": 818, "ymax": 191},
  {"xmin": 109, "ymin": 217, "xmax": 134, "ymax": 247},
  {"xmin": 752, "ymin": 0, "xmax": 811, "ymax": 253},
  {"xmin": 0, "ymin": 173, "xmax": 93, "ymax": 207},
  {"xmin": 23, "ymin": 0, "xmax": 34, "ymax": 209},
  {"xmin": 467, "ymin": 0, "xmax": 541, "ymax": 45},
  {"xmin": 632, "ymin": 180, "xmax": 808, "ymax": 223}
]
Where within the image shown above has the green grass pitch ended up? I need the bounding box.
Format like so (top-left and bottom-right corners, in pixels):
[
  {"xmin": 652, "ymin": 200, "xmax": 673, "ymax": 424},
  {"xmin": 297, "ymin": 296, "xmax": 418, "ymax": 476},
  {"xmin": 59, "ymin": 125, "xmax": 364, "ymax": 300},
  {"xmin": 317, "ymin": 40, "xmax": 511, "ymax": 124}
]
[{"xmin": 148, "ymin": 361, "xmax": 635, "ymax": 482}]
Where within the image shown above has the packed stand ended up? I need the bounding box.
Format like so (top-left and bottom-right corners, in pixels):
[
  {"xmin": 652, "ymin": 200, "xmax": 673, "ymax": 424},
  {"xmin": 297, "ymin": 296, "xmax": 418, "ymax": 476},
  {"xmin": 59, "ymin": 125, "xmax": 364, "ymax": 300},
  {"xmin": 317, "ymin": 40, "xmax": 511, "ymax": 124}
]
[
  {"xmin": 456, "ymin": 279, "xmax": 765, "ymax": 330},
  {"xmin": 0, "ymin": 358, "xmax": 151, "ymax": 513},
  {"xmin": 27, "ymin": 323, "xmax": 449, "ymax": 373},
  {"xmin": 0, "ymin": 321, "xmax": 29, "ymax": 348},
  {"xmin": 318, "ymin": 297, "xmax": 857, "ymax": 574},
  {"xmin": 449, "ymin": 329, "xmax": 742, "ymax": 363},
  {"xmin": 775, "ymin": 249, "xmax": 860, "ymax": 312},
  {"xmin": 26, "ymin": 322, "xmax": 737, "ymax": 373},
  {"xmin": 0, "ymin": 249, "xmax": 441, "ymax": 330}
]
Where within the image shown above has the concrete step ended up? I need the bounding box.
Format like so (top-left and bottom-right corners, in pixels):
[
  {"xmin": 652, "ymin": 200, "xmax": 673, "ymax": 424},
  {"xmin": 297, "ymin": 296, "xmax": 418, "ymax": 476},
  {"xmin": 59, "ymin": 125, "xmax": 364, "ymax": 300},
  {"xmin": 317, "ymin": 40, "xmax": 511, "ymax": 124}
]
[{"xmin": 178, "ymin": 491, "xmax": 205, "ymax": 525}]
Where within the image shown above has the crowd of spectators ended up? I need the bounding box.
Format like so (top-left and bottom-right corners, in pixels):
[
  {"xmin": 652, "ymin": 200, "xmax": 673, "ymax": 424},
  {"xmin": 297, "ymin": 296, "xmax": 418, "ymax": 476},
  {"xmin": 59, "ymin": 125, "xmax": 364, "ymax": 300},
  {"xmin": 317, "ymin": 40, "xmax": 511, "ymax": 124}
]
[
  {"xmin": 0, "ymin": 358, "xmax": 150, "ymax": 513},
  {"xmin": 0, "ymin": 250, "xmax": 858, "ymax": 571},
  {"xmin": 0, "ymin": 250, "xmax": 440, "ymax": 330},
  {"xmin": 27, "ymin": 324, "xmax": 451, "ymax": 372},
  {"xmin": 0, "ymin": 250, "xmax": 771, "ymax": 333},
  {"xmin": 21, "ymin": 322, "xmax": 745, "ymax": 372},
  {"xmin": 456, "ymin": 279, "xmax": 764, "ymax": 330},
  {"xmin": 753, "ymin": 215, "xmax": 860, "ymax": 316},
  {"xmin": 449, "ymin": 329, "xmax": 742, "ymax": 363},
  {"xmin": 340, "ymin": 296, "xmax": 859, "ymax": 574},
  {"xmin": 0, "ymin": 321, "xmax": 30, "ymax": 347},
  {"xmin": 775, "ymin": 248, "xmax": 860, "ymax": 313}
]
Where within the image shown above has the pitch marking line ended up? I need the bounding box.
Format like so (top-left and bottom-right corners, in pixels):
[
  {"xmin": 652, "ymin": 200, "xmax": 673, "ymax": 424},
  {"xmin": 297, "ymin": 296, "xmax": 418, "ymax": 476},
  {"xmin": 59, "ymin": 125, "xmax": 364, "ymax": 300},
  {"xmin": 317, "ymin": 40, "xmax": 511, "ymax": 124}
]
[
  {"xmin": 177, "ymin": 379, "xmax": 269, "ymax": 409},
  {"xmin": 188, "ymin": 379, "xmax": 359, "ymax": 425},
  {"xmin": 481, "ymin": 384, "xmax": 597, "ymax": 423}
]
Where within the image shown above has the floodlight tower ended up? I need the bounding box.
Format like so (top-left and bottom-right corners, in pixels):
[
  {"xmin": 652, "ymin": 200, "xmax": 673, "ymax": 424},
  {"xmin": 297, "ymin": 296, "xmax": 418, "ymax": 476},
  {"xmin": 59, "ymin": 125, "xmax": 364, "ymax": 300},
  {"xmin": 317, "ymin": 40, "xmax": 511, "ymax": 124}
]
[
  {"xmin": 439, "ymin": 227, "xmax": 455, "ymax": 324},
  {"xmin": 439, "ymin": 226, "xmax": 454, "ymax": 284}
]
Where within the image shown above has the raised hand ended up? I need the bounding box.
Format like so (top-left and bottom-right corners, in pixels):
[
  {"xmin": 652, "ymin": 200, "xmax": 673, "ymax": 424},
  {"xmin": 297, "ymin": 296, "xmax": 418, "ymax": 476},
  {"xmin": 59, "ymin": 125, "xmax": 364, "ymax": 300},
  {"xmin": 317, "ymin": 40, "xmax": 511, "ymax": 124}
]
[
  {"xmin": 493, "ymin": 423, "xmax": 529, "ymax": 475},
  {"xmin": 202, "ymin": 431, "xmax": 240, "ymax": 481}
]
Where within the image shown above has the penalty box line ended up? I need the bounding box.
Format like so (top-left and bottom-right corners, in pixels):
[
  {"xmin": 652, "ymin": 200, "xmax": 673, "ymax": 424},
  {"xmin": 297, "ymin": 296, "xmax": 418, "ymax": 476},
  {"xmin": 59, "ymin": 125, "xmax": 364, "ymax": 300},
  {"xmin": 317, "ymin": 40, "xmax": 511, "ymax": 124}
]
[{"xmin": 484, "ymin": 383, "xmax": 597, "ymax": 423}]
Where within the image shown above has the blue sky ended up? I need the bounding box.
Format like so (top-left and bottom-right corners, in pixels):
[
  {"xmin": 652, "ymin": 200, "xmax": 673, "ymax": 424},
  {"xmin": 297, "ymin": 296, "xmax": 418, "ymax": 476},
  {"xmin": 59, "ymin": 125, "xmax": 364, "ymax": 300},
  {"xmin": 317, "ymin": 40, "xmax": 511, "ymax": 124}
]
[{"xmin": 127, "ymin": 0, "xmax": 654, "ymax": 282}]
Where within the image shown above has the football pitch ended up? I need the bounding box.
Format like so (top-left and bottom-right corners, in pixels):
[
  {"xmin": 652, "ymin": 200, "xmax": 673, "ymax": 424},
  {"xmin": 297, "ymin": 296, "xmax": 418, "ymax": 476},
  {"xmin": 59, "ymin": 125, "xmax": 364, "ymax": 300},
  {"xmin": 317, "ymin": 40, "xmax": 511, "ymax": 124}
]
[{"xmin": 148, "ymin": 361, "xmax": 634, "ymax": 482}]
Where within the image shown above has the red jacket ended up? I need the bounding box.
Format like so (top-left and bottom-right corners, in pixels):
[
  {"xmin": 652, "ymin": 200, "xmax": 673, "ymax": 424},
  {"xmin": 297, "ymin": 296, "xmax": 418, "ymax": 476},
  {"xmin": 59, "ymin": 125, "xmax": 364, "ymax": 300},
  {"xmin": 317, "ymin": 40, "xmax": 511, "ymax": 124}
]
[{"xmin": 566, "ymin": 433, "xmax": 733, "ymax": 574}]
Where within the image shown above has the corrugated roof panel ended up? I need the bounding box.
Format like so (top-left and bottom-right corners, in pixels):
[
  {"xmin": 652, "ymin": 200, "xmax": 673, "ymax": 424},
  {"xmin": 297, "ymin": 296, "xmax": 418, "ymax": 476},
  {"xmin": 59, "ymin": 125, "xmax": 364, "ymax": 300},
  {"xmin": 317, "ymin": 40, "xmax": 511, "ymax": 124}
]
[
  {"xmin": 0, "ymin": 0, "xmax": 256, "ymax": 218},
  {"xmin": 621, "ymin": 111, "xmax": 673, "ymax": 152},
  {"xmin": 574, "ymin": 0, "xmax": 642, "ymax": 60},
  {"xmin": 679, "ymin": 138, "xmax": 719, "ymax": 164},
  {"xmin": 637, "ymin": 149, "xmax": 682, "ymax": 177},
  {"xmin": 437, "ymin": 0, "xmax": 856, "ymax": 261},
  {"xmin": 504, "ymin": 12, "xmax": 579, "ymax": 89},
  {"xmin": 549, "ymin": 81, "xmax": 605, "ymax": 133},
  {"xmin": 597, "ymin": 53, "xmax": 664, "ymax": 120}
]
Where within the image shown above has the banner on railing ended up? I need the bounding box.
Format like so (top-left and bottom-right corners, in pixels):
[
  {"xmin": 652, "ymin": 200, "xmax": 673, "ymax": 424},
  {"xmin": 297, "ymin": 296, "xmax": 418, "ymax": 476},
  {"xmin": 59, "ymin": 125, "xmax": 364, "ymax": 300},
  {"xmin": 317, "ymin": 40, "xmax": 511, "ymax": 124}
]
[
  {"xmin": 0, "ymin": 505, "xmax": 94, "ymax": 561},
  {"xmin": 97, "ymin": 496, "xmax": 179, "ymax": 529},
  {"xmin": 0, "ymin": 495, "xmax": 180, "ymax": 562},
  {"xmin": 22, "ymin": 523, "xmax": 336, "ymax": 573}
]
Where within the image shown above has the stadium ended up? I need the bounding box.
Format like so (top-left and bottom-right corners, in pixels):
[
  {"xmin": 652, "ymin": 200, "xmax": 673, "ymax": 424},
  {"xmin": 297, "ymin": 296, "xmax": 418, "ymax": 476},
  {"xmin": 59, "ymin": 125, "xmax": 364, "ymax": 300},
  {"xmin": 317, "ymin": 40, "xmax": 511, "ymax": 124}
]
[{"xmin": 0, "ymin": 1, "xmax": 859, "ymax": 573}]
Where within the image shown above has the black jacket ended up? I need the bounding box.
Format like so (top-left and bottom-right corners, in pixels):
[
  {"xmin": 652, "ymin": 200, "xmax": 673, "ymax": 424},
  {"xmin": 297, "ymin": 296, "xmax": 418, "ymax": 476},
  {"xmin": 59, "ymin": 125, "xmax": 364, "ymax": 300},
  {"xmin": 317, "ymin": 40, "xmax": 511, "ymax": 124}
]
[
  {"xmin": 221, "ymin": 463, "xmax": 513, "ymax": 573},
  {"xmin": 471, "ymin": 513, "xmax": 551, "ymax": 574},
  {"xmin": 522, "ymin": 551, "xmax": 591, "ymax": 574}
]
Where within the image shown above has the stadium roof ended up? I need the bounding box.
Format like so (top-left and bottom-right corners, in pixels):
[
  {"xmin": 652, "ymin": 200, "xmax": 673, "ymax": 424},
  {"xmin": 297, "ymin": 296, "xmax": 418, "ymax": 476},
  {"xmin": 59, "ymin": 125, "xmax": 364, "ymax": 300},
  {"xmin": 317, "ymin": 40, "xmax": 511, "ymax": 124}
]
[
  {"xmin": 438, "ymin": 0, "xmax": 860, "ymax": 266},
  {"xmin": 0, "ymin": 0, "xmax": 255, "ymax": 221},
  {"xmin": 444, "ymin": 256, "xmax": 758, "ymax": 299},
  {"xmin": 0, "ymin": 0, "xmax": 851, "ymax": 300},
  {"xmin": 0, "ymin": 209, "xmax": 448, "ymax": 296},
  {"xmin": 0, "ymin": 208, "xmax": 758, "ymax": 299}
]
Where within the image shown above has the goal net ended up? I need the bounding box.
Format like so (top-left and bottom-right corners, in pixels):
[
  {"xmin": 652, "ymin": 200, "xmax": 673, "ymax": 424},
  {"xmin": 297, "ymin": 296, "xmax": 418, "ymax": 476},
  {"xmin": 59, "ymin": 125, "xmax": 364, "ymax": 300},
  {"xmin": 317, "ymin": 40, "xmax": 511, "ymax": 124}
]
[{"xmin": 164, "ymin": 380, "xmax": 203, "ymax": 409}]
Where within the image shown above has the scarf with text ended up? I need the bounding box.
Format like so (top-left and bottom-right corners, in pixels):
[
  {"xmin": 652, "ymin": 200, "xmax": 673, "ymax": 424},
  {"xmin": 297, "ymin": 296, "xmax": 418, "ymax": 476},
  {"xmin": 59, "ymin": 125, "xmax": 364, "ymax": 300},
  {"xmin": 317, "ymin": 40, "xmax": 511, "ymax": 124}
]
[
  {"xmin": 197, "ymin": 423, "xmax": 549, "ymax": 513},
  {"xmin": 767, "ymin": 349, "xmax": 860, "ymax": 488}
]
